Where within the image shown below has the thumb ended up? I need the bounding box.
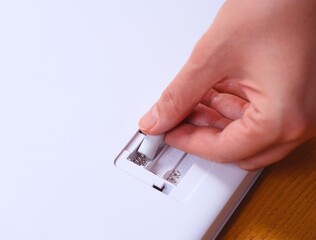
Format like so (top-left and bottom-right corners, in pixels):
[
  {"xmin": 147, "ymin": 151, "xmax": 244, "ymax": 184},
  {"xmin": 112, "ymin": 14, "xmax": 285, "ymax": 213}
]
[{"xmin": 139, "ymin": 33, "xmax": 227, "ymax": 134}]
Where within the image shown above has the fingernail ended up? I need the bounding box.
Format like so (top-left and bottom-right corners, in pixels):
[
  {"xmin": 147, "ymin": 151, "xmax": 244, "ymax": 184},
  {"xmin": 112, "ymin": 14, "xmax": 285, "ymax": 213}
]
[{"xmin": 139, "ymin": 105, "xmax": 158, "ymax": 131}]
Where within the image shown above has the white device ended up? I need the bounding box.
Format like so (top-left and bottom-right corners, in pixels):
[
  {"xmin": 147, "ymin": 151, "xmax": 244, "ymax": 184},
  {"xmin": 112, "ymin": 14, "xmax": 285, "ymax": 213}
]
[{"xmin": 0, "ymin": 1, "xmax": 261, "ymax": 239}]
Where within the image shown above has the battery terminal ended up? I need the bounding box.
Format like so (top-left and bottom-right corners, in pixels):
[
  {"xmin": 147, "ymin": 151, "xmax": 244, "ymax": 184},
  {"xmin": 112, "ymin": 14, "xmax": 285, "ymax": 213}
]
[{"xmin": 167, "ymin": 170, "xmax": 182, "ymax": 185}]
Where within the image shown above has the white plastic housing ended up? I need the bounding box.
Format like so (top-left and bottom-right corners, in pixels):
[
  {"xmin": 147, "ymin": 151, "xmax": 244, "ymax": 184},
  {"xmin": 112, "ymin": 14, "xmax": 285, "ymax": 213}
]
[{"xmin": 116, "ymin": 132, "xmax": 262, "ymax": 203}]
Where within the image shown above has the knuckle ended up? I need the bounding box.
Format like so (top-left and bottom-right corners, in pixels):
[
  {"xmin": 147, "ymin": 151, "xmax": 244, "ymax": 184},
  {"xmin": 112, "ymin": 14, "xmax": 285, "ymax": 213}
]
[{"xmin": 243, "ymin": 110, "xmax": 281, "ymax": 142}]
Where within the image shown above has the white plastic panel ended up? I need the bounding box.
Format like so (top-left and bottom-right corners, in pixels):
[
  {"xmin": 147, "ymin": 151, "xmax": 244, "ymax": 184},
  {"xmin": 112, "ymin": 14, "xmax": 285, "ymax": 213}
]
[{"xmin": 115, "ymin": 131, "xmax": 215, "ymax": 200}]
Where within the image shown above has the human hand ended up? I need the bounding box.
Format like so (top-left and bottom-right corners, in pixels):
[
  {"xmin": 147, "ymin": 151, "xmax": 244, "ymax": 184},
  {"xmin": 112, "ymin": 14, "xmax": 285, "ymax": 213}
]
[{"xmin": 139, "ymin": 0, "xmax": 316, "ymax": 170}]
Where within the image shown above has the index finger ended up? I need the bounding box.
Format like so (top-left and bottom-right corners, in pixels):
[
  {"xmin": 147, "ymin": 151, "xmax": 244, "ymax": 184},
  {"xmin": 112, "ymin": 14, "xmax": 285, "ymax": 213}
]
[{"xmin": 139, "ymin": 31, "xmax": 228, "ymax": 134}]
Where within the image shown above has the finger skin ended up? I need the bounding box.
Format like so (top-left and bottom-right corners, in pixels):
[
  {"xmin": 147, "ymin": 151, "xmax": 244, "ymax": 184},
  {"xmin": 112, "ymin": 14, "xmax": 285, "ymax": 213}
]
[
  {"xmin": 201, "ymin": 90, "xmax": 249, "ymax": 120},
  {"xmin": 185, "ymin": 104, "xmax": 231, "ymax": 129},
  {"xmin": 213, "ymin": 80, "xmax": 248, "ymax": 100}
]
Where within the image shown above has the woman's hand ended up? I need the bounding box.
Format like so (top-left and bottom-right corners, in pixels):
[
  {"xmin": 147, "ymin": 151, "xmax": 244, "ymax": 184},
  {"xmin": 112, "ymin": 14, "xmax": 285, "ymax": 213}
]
[{"xmin": 139, "ymin": 0, "xmax": 316, "ymax": 170}]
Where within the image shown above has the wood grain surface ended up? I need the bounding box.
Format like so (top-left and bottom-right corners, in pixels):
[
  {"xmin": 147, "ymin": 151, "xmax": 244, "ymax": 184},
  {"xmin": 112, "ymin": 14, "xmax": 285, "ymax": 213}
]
[{"xmin": 217, "ymin": 138, "xmax": 316, "ymax": 240}]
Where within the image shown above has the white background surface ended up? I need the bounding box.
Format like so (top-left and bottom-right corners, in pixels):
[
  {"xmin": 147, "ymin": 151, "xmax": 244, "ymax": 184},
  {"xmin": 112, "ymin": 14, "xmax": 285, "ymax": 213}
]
[{"xmin": 0, "ymin": 1, "xmax": 251, "ymax": 239}]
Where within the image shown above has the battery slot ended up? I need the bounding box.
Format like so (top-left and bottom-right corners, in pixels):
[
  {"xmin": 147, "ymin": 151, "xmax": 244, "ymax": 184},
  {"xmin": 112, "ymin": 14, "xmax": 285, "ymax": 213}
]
[{"xmin": 115, "ymin": 131, "xmax": 214, "ymax": 200}]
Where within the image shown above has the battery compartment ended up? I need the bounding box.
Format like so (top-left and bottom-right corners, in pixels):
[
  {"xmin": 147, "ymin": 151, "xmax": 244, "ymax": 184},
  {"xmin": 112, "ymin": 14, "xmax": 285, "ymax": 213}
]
[{"xmin": 115, "ymin": 131, "xmax": 214, "ymax": 201}]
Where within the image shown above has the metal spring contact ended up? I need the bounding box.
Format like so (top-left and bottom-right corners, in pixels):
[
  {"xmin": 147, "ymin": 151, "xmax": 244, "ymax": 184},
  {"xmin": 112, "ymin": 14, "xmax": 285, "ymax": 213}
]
[
  {"xmin": 167, "ymin": 170, "xmax": 181, "ymax": 185},
  {"xmin": 132, "ymin": 154, "xmax": 147, "ymax": 166}
]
